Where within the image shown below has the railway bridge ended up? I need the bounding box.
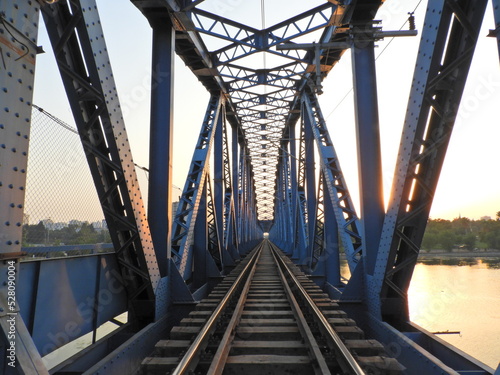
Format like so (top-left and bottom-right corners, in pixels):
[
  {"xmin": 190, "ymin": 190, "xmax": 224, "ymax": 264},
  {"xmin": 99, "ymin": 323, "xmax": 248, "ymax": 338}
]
[{"xmin": 0, "ymin": 0, "xmax": 499, "ymax": 374}]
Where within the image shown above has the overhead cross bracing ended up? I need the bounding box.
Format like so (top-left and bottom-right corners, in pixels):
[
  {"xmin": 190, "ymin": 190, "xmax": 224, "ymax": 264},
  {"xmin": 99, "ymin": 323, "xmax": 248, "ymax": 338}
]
[{"xmin": 133, "ymin": 0, "xmax": 378, "ymax": 221}]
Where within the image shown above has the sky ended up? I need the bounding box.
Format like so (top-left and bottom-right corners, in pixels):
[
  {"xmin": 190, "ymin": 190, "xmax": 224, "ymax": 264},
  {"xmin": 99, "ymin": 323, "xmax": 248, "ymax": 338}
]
[{"xmin": 31, "ymin": 0, "xmax": 500, "ymax": 222}]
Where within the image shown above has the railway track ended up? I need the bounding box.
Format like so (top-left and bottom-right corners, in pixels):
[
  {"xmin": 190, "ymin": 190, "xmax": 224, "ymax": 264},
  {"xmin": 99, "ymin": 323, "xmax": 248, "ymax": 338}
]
[{"xmin": 141, "ymin": 241, "xmax": 404, "ymax": 374}]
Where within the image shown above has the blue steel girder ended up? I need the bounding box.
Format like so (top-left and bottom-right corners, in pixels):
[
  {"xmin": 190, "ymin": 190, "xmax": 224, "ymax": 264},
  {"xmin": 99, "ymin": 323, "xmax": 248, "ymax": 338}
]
[
  {"xmin": 205, "ymin": 173, "xmax": 224, "ymax": 271},
  {"xmin": 302, "ymin": 89, "xmax": 362, "ymax": 272},
  {"xmin": 183, "ymin": 1, "xmax": 353, "ymax": 221},
  {"xmin": 293, "ymin": 116, "xmax": 309, "ymax": 261},
  {"xmin": 133, "ymin": 0, "xmax": 382, "ymax": 224},
  {"xmin": 373, "ymin": 0, "xmax": 488, "ymax": 323},
  {"xmin": 219, "ymin": 61, "xmax": 307, "ymax": 86},
  {"xmin": 272, "ymin": 143, "xmax": 294, "ymax": 251},
  {"xmin": 171, "ymin": 94, "xmax": 223, "ymax": 280},
  {"xmin": 221, "ymin": 118, "xmax": 232, "ymax": 244},
  {"xmin": 0, "ymin": 1, "xmax": 50, "ymax": 373},
  {"xmin": 41, "ymin": 0, "xmax": 160, "ymax": 312},
  {"xmin": 310, "ymin": 170, "xmax": 326, "ymax": 271},
  {"xmin": 220, "ymin": 114, "xmax": 239, "ymax": 259},
  {"xmin": 225, "ymin": 71, "xmax": 299, "ymax": 92},
  {"xmin": 191, "ymin": 4, "xmax": 336, "ymax": 66}
]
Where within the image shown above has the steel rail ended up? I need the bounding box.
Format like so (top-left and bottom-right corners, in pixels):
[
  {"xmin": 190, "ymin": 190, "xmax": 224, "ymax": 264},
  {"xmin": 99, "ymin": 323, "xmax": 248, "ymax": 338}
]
[
  {"xmin": 270, "ymin": 243, "xmax": 332, "ymax": 375},
  {"xmin": 206, "ymin": 242, "xmax": 262, "ymax": 374},
  {"xmin": 171, "ymin": 242, "xmax": 264, "ymax": 375},
  {"xmin": 269, "ymin": 242, "xmax": 366, "ymax": 375}
]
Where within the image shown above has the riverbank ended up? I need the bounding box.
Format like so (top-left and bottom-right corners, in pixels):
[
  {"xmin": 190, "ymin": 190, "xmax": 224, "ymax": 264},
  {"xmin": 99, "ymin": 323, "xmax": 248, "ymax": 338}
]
[{"xmin": 418, "ymin": 250, "xmax": 500, "ymax": 258}]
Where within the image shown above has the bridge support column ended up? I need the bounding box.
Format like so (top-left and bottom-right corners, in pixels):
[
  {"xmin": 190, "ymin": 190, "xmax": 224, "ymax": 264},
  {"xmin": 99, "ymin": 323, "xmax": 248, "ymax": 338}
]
[
  {"xmin": 304, "ymin": 115, "xmax": 316, "ymax": 264},
  {"xmin": 351, "ymin": 27, "xmax": 384, "ymax": 276},
  {"xmin": 214, "ymin": 114, "xmax": 224, "ymax": 245},
  {"xmin": 323, "ymin": 187, "xmax": 341, "ymax": 287},
  {"xmin": 148, "ymin": 14, "xmax": 175, "ymax": 276},
  {"xmin": 0, "ymin": 1, "xmax": 48, "ymax": 373},
  {"xmin": 232, "ymin": 127, "xmax": 240, "ymax": 245},
  {"xmin": 288, "ymin": 124, "xmax": 298, "ymax": 256}
]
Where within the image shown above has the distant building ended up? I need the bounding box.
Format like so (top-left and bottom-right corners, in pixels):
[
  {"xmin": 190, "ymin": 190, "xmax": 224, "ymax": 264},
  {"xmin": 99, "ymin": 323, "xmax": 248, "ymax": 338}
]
[
  {"xmin": 41, "ymin": 218, "xmax": 54, "ymax": 230},
  {"xmin": 481, "ymin": 216, "xmax": 492, "ymax": 221},
  {"xmin": 92, "ymin": 220, "xmax": 108, "ymax": 231},
  {"xmin": 52, "ymin": 222, "xmax": 68, "ymax": 230}
]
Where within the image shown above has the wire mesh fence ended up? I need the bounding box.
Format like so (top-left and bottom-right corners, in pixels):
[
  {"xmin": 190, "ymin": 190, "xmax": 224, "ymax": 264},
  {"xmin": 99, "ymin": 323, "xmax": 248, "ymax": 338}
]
[{"xmin": 22, "ymin": 105, "xmax": 111, "ymax": 255}]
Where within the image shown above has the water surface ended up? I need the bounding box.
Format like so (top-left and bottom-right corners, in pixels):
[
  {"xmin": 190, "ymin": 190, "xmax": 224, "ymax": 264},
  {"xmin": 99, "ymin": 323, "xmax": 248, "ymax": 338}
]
[{"xmin": 408, "ymin": 257, "xmax": 500, "ymax": 369}]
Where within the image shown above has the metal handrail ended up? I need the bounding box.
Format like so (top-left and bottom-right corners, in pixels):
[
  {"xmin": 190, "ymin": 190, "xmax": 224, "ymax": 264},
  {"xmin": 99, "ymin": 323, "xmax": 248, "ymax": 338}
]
[
  {"xmin": 171, "ymin": 242, "xmax": 264, "ymax": 375},
  {"xmin": 269, "ymin": 242, "xmax": 366, "ymax": 375}
]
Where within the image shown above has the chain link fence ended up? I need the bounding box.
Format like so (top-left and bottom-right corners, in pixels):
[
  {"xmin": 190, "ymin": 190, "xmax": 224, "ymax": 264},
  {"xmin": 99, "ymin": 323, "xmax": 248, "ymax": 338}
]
[{"xmin": 22, "ymin": 105, "xmax": 111, "ymax": 255}]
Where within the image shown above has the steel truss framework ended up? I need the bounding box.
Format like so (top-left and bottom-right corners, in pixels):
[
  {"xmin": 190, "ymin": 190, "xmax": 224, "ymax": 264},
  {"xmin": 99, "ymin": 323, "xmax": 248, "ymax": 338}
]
[{"xmin": 0, "ymin": 0, "xmax": 499, "ymax": 374}]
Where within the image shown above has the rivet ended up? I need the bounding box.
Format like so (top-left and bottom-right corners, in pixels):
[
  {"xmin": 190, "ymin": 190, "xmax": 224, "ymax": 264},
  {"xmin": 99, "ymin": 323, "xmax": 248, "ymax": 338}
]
[
  {"xmin": 7, "ymin": 241, "xmax": 12, "ymax": 245},
  {"xmin": 5, "ymin": 222, "xmax": 10, "ymax": 226},
  {"xmin": 10, "ymin": 203, "xmax": 15, "ymax": 208},
  {"xmin": 8, "ymin": 184, "xmax": 13, "ymax": 189}
]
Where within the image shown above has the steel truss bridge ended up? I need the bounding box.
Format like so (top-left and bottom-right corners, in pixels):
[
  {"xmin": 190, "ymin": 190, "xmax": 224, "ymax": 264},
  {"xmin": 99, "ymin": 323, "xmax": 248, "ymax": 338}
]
[{"xmin": 0, "ymin": 0, "xmax": 499, "ymax": 374}]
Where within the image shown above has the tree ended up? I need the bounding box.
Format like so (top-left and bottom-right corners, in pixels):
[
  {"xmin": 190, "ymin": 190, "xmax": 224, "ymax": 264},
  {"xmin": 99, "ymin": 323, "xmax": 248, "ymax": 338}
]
[
  {"xmin": 462, "ymin": 234, "xmax": 476, "ymax": 250},
  {"xmin": 438, "ymin": 230, "xmax": 456, "ymax": 251},
  {"xmin": 421, "ymin": 232, "xmax": 438, "ymax": 250},
  {"xmin": 24, "ymin": 222, "xmax": 46, "ymax": 244}
]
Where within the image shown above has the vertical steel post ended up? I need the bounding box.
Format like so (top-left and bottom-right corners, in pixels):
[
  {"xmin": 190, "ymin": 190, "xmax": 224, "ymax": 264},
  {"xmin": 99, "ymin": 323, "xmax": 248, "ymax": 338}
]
[
  {"xmin": 148, "ymin": 14, "xmax": 175, "ymax": 276},
  {"xmin": 323, "ymin": 185, "xmax": 341, "ymax": 287},
  {"xmin": 289, "ymin": 123, "xmax": 298, "ymax": 252},
  {"xmin": 214, "ymin": 112, "xmax": 224, "ymax": 252},
  {"xmin": 351, "ymin": 26, "xmax": 384, "ymax": 276},
  {"xmin": 0, "ymin": 2, "xmax": 48, "ymax": 372},
  {"xmin": 373, "ymin": 0, "xmax": 488, "ymax": 322},
  {"xmin": 304, "ymin": 115, "xmax": 316, "ymax": 261},
  {"xmin": 232, "ymin": 128, "xmax": 240, "ymax": 243},
  {"xmin": 193, "ymin": 189, "xmax": 208, "ymax": 289}
]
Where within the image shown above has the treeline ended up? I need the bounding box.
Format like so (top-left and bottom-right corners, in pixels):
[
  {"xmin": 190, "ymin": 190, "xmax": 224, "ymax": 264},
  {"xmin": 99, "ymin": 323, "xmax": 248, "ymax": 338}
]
[
  {"xmin": 422, "ymin": 217, "xmax": 500, "ymax": 251},
  {"xmin": 23, "ymin": 222, "xmax": 111, "ymax": 246}
]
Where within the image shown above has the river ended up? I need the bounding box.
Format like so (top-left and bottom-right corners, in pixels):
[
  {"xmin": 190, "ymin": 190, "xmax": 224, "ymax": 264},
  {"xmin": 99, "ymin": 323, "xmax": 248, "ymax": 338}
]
[{"xmin": 408, "ymin": 257, "xmax": 500, "ymax": 369}]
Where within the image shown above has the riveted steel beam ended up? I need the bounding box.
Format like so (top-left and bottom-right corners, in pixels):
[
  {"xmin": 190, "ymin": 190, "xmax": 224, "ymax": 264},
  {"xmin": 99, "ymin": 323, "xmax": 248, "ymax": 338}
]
[
  {"xmin": 373, "ymin": 0, "xmax": 488, "ymax": 323},
  {"xmin": 41, "ymin": 0, "xmax": 160, "ymax": 323}
]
